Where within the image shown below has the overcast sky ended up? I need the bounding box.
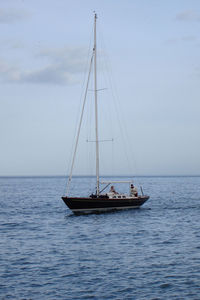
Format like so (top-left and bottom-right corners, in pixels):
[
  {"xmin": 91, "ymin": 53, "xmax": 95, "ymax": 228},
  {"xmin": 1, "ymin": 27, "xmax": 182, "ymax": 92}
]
[{"xmin": 0, "ymin": 0, "xmax": 200, "ymax": 176}]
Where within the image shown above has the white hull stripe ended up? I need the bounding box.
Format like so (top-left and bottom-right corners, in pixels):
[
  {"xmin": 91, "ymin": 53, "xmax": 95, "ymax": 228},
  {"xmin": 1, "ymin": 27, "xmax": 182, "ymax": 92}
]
[{"xmin": 72, "ymin": 205, "xmax": 140, "ymax": 213}]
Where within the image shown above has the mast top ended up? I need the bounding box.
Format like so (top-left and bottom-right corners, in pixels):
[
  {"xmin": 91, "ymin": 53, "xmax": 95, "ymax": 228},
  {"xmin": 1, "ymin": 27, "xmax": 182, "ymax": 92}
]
[{"xmin": 93, "ymin": 11, "xmax": 97, "ymax": 19}]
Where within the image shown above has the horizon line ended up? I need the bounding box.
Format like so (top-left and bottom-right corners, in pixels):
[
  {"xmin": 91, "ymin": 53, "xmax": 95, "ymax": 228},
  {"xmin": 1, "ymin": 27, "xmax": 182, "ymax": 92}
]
[{"xmin": 0, "ymin": 174, "xmax": 200, "ymax": 178}]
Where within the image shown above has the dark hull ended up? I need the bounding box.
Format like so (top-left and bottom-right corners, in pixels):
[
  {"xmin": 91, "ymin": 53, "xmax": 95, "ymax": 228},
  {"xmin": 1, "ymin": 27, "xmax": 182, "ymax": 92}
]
[{"xmin": 62, "ymin": 195, "xmax": 149, "ymax": 215}]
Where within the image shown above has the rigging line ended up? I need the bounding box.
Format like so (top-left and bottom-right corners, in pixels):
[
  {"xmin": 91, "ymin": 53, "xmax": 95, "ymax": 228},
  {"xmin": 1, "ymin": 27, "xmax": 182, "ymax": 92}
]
[
  {"xmin": 86, "ymin": 77, "xmax": 95, "ymax": 187},
  {"xmin": 111, "ymin": 80, "xmax": 141, "ymax": 183},
  {"xmin": 99, "ymin": 31, "xmax": 140, "ymax": 182},
  {"xmin": 66, "ymin": 53, "xmax": 94, "ymax": 195},
  {"xmin": 112, "ymin": 137, "xmax": 114, "ymax": 177},
  {"xmin": 87, "ymin": 63, "xmax": 95, "ymax": 185},
  {"xmin": 86, "ymin": 139, "xmax": 114, "ymax": 142},
  {"xmin": 63, "ymin": 28, "xmax": 94, "ymax": 195},
  {"xmin": 97, "ymin": 27, "xmax": 115, "ymax": 177},
  {"xmin": 94, "ymin": 13, "xmax": 100, "ymax": 196},
  {"xmin": 99, "ymin": 36, "xmax": 132, "ymax": 175},
  {"xmin": 88, "ymin": 88, "xmax": 107, "ymax": 91},
  {"xmin": 88, "ymin": 78, "xmax": 94, "ymax": 181}
]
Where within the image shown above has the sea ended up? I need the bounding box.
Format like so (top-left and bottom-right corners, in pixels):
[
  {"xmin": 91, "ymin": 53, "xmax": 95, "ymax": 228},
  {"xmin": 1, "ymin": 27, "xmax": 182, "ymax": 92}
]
[{"xmin": 0, "ymin": 175, "xmax": 200, "ymax": 300}]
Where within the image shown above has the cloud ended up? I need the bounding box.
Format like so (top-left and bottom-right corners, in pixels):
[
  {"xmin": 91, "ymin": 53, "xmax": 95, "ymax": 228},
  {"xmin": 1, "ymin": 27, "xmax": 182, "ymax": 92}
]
[
  {"xmin": 21, "ymin": 66, "xmax": 75, "ymax": 85},
  {"xmin": 0, "ymin": 60, "xmax": 20, "ymax": 81},
  {"xmin": 0, "ymin": 39, "xmax": 24, "ymax": 50},
  {"xmin": 175, "ymin": 10, "xmax": 200, "ymax": 22},
  {"xmin": 0, "ymin": 8, "xmax": 30, "ymax": 24},
  {"xmin": 0, "ymin": 47, "xmax": 88, "ymax": 85},
  {"xmin": 37, "ymin": 47, "xmax": 87, "ymax": 74},
  {"xmin": 166, "ymin": 35, "xmax": 197, "ymax": 45},
  {"xmin": 181, "ymin": 35, "xmax": 196, "ymax": 42}
]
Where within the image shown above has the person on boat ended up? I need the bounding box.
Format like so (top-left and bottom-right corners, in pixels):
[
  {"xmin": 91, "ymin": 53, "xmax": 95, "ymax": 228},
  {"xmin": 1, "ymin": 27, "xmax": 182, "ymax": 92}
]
[
  {"xmin": 130, "ymin": 184, "xmax": 138, "ymax": 197},
  {"xmin": 110, "ymin": 185, "xmax": 117, "ymax": 194}
]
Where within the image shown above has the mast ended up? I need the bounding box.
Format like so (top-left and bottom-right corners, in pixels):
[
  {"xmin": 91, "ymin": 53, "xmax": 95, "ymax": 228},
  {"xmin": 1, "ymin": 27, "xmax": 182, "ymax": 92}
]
[
  {"xmin": 66, "ymin": 13, "xmax": 99, "ymax": 197},
  {"xmin": 94, "ymin": 13, "xmax": 100, "ymax": 196}
]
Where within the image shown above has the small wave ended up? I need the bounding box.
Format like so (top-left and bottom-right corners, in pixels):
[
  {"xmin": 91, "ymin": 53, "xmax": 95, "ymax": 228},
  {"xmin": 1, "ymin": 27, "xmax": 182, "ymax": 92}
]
[{"xmin": 159, "ymin": 283, "xmax": 172, "ymax": 289}]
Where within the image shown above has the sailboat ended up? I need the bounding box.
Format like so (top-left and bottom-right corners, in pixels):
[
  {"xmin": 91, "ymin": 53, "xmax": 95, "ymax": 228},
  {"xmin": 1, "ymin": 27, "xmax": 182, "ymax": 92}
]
[{"xmin": 62, "ymin": 13, "xmax": 150, "ymax": 215}]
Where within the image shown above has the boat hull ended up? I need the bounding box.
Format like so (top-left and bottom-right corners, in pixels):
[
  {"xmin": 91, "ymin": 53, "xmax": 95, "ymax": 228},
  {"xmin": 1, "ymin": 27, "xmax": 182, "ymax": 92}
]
[{"xmin": 62, "ymin": 196, "xmax": 149, "ymax": 215}]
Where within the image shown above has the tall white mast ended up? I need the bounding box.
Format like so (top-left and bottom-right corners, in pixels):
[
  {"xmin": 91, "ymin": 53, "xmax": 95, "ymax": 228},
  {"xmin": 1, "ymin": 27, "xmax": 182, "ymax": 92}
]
[{"xmin": 94, "ymin": 13, "xmax": 100, "ymax": 196}]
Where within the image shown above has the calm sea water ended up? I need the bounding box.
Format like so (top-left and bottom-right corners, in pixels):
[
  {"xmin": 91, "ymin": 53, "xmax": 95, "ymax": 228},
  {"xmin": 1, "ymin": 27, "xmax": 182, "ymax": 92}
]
[{"xmin": 0, "ymin": 176, "xmax": 200, "ymax": 299}]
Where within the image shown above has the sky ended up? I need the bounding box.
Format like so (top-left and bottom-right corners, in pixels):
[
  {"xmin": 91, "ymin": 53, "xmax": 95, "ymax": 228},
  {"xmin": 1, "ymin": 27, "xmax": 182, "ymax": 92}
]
[{"xmin": 0, "ymin": 0, "xmax": 200, "ymax": 176}]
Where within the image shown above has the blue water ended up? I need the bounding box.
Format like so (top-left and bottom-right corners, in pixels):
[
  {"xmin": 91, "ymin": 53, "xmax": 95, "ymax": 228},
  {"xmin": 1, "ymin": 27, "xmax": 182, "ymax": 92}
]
[{"xmin": 1, "ymin": 176, "xmax": 200, "ymax": 299}]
